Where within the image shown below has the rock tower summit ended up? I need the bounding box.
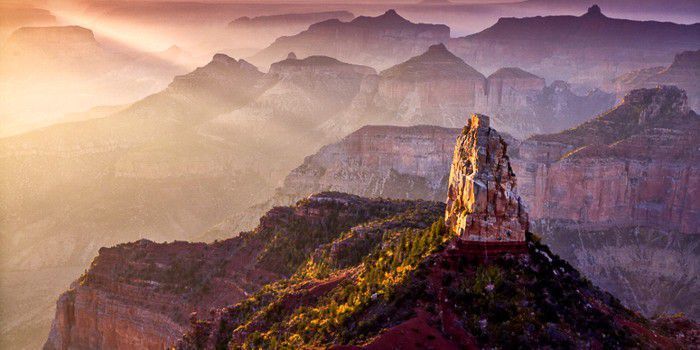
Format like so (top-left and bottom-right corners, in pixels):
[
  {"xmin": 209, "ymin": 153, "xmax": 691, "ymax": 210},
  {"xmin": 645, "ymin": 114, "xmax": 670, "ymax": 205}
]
[{"xmin": 445, "ymin": 114, "xmax": 529, "ymax": 244}]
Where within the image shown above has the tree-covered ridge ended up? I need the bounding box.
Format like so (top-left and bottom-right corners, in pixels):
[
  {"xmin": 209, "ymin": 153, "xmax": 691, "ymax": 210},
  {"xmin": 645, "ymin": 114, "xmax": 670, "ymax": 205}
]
[
  {"xmin": 177, "ymin": 204, "xmax": 447, "ymax": 349},
  {"xmin": 177, "ymin": 209, "xmax": 691, "ymax": 349}
]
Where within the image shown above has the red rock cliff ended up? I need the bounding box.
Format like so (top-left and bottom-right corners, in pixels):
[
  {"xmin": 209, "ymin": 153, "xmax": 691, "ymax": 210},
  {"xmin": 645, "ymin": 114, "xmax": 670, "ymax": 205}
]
[{"xmin": 513, "ymin": 86, "xmax": 700, "ymax": 234}]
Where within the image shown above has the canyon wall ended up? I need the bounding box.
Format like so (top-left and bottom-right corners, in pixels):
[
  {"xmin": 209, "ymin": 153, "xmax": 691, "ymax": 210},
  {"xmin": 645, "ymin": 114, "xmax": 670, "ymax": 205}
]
[{"xmin": 514, "ymin": 86, "xmax": 699, "ymax": 233}]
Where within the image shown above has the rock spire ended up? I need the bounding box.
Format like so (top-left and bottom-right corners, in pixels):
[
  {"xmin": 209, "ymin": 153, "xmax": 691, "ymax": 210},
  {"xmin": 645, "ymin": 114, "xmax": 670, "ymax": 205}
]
[{"xmin": 444, "ymin": 114, "xmax": 528, "ymax": 242}]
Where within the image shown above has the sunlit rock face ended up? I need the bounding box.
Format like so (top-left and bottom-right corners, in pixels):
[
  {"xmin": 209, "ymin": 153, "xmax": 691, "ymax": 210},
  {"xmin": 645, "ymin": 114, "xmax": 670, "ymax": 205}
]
[
  {"xmin": 445, "ymin": 114, "xmax": 528, "ymax": 242},
  {"xmin": 447, "ymin": 5, "xmax": 700, "ymax": 90},
  {"xmin": 282, "ymin": 125, "xmax": 457, "ymax": 202},
  {"xmin": 609, "ymin": 49, "xmax": 700, "ymax": 111},
  {"xmin": 249, "ymin": 10, "xmax": 450, "ymax": 70},
  {"xmin": 510, "ymin": 86, "xmax": 700, "ymax": 319}
]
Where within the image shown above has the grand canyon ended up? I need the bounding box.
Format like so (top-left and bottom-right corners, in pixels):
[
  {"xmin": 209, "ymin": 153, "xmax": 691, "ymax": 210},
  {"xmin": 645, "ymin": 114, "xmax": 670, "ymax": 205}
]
[{"xmin": 0, "ymin": 1, "xmax": 698, "ymax": 349}]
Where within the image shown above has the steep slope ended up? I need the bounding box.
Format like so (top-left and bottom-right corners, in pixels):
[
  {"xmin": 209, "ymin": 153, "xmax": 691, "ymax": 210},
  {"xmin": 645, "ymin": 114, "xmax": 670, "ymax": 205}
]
[
  {"xmin": 176, "ymin": 114, "xmax": 698, "ymax": 349},
  {"xmin": 448, "ymin": 5, "xmax": 700, "ymax": 89},
  {"xmin": 609, "ymin": 50, "xmax": 700, "ymax": 110},
  {"xmin": 226, "ymin": 86, "xmax": 700, "ymax": 320},
  {"xmin": 44, "ymin": 194, "xmax": 443, "ymax": 349},
  {"xmin": 248, "ymin": 10, "xmax": 450, "ymax": 70}
]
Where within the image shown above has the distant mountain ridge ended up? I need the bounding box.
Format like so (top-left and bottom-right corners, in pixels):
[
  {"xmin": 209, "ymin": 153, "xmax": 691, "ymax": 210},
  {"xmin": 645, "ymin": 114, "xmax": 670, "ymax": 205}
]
[
  {"xmin": 247, "ymin": 6, "xmax": 699, "ymax": 91},
  {"xmin": 369, "ymin": 43, "xmax": 614, "ymax": 137},
  {"xmin": 226, "ymin": 11, "xmax": 355, "ymax": 50},
  {"xmin": 249, "ymin": 10, "xmax": 450, "ymax": 70},
  {"xmin": 446, "ymin": 5, "xmax": 700, "ymax": 89},
  {"xmin": 229, "ymin": 11, "xmax": 354, "ymax": 27},
  {"xmin": 609, "ymin": 49, "xmax": 700, "ymax": 110}
]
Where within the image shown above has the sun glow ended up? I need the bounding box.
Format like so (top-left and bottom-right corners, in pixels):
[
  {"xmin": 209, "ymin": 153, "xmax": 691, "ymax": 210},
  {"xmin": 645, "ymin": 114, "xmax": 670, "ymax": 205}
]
[{"xmin": 50, "ymin": 8, "xmax": 177, "ymax": 54}]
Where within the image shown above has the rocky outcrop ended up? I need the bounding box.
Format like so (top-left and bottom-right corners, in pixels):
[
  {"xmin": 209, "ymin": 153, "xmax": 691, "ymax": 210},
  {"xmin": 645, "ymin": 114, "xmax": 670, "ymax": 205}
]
[
  {"xmin": 609, "ymin": 49, "xmax": 700, "ymax": 111},
  {"xmin": 247, "ymin": 85, "xmax": 698, "ymax": 235},
  {"xmin": 447, "ymin": 5, "xmax": 700, "ymax": 89},
  {"xmin": 44, "ymin": 193, "xmax": 435, "ymax": 349},
  {"xmin": 249, "ymin": 10, "xmax": 450, "ymax": 70},
  {"xmin": 445, "ymin": 114, "xmax": 528, "ymax": 242}
]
